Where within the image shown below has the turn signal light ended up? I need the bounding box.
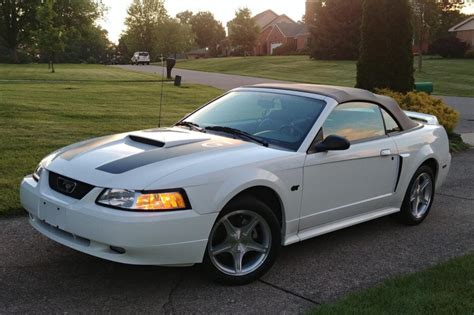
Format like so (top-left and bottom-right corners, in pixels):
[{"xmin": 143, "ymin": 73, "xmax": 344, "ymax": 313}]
[{"xmin": 135, "ymin": 192, "xmax": 186, "ymax": 210}]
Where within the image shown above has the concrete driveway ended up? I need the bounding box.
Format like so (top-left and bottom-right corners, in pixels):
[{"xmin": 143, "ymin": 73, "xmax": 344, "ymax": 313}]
[{"xmin": 1, "ymin": 149, "xmax": 473, "ymax": 313}]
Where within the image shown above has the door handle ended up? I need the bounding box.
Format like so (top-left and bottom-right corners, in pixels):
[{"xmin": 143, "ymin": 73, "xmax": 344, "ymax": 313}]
[{"xmin": 380, "ymin": 149, "xmax": 392, "ymax": 156}]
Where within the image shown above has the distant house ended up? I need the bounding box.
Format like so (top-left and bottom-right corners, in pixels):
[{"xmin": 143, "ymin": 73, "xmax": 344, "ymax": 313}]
[
  {"xmin": 449, "ymin": 16, "xmax": 474, "ymax": 48},
  {"xmin": 186, "ymin": 48, "xmax": 209, "ymax": 59},
  {"xmin": 253, "ymin": 10, "xmax": 309, "ymax": 55}
]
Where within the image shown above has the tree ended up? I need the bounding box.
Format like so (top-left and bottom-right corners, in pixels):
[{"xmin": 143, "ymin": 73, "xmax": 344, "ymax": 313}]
[
  {"xmin": 356, "ymin": 0, "xmax": 414, "ymax": 92},
  {"xmin": 33, "ymin": 0, "xmax": 65, "ymax": 72},
  {"xmin": 189, "ymin": 11, "xmax": 225, "ymax": 56},
  {"xmin": 414, "ymin": 0, "xmax": 467, "ymax": 44},
  {"xmin": 228, "ymin": 8, "xmax": 259, "ymax": 56},
  {"xmin": 51, "ymin": 0, "xmax": 109, "ymax": 63},
  {"xmin": 158, "ymin": 18, "xmax": 195, "ymax": 57},
  {"xmin": 309, "ymin": 0, "xmax": 362, "ymax": 60},
  {"xmin": 176, "ymin": 10, "xmax": 193, "ymax": 24},
  {"xmin": 123, "ymin": 0, "xmax": 168, "ymax": 59},
  {"xmin": 0, "ymin": 0, "xmax": 40, "ymax": 63}
]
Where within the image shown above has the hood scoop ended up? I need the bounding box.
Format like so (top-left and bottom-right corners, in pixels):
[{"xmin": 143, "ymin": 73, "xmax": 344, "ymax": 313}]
[
  {"xmin": 128, "ymin": 135, "xmax": 165, "ymax": 147},
  {"xmin": 127, "ymin": 129, "xmax": 211, "ymax": 149}
]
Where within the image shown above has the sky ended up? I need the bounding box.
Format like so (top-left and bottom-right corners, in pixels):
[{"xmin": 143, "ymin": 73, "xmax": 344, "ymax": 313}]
[
  {"xmin": 99, "ymin": 0, "xmax": 474, "ymax": 44},
  {"xmin": 98, "ymin": 0, "xmax": 306, "ymax": 43}
]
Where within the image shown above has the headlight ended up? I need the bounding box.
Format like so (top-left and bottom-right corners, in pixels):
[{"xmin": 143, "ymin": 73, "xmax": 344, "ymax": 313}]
[
  {"xmin": 33, "ymin": 164, "xmax": 44, "ymax": 182},
  {"xmin": 96, "ymin": 188, "xmax": 190, "ymax": 211}
]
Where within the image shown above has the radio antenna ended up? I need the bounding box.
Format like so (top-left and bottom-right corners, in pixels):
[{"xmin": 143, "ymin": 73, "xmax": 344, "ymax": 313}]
[{"xmin": 158, "ymin": 54, "xmax": 165, "ymax": 128}]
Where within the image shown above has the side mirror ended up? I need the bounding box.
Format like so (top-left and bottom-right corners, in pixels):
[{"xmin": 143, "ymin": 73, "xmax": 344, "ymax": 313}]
[{"xmin": 315, "ymin": 135, "xmax": 350, "ymax": 152}]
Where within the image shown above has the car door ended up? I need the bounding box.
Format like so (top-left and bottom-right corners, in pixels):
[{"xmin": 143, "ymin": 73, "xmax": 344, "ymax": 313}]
[{"xmin": 299, "ymin": 102, "xmax": 400, "ymax": 232}]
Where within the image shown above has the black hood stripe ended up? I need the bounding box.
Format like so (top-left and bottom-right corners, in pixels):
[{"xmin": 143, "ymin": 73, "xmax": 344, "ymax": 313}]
[{"xmin": 96, "ymin": 139, "xmax": 243, "ymax": 174}]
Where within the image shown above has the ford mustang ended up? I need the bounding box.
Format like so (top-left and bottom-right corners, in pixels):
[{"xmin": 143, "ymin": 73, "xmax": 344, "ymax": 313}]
[{"xmin": 20, "ymin": 84, "xmax": 451, "ymax": 285}]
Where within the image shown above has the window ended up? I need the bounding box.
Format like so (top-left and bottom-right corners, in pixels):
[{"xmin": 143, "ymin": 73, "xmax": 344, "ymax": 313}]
[
  {"xmin": 381, "ymin": 108, "xmax": 401, "ymax": 134},
  {"xmin": 184, "ymin": 91, "xmax": 326, "ymax": 151},
  {"xmin": 322, "ymin": 103, "xmax": 386, "ymax": 142}
]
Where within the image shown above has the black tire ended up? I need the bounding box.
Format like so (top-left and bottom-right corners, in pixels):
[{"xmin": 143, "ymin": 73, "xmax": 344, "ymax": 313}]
[
  {"xmin": 204, "ymin": 195, "xmax": 281, "ymax": 285},
  {"xmin": 397, "ymin": 165, "xmax": 435, "ymax": 225}
]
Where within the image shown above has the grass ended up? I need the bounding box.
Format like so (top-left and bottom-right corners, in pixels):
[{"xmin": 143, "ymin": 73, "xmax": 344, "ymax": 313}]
[
  {"xmin": 311, "ymin": 253, "xmax": 474, "ymax": 314},
  {"xmin": 0, "ymin": 63, "xmax": 161, "ymax": 81},
  {"xmin": 0, "ymin": 64, "xmax": 222, "ymax": 216},
  {"xmin": 177, "ymin": 56, "xmax": 474, "ymax": 97}
]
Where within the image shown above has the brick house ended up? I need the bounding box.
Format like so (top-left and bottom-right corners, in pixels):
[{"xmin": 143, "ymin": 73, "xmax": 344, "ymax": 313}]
[
  {"xmin": 253, "ymin": 10, "xmax": 309, "ymax": 55},
  {"xmin": 449, "ymin": 16, "xmax": 474, "ymax": 48}
]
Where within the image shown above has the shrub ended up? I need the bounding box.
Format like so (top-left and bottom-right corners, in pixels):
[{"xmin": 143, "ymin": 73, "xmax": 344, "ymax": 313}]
[
  {"xmin": 429, "ymin": 36, "xmax": 469, "ymax": 58},
  {"xmin": 86, "ymin": 56, "xmax": 98, "ymax": 64},
  {"xmin": 272, "ymin": 42, "xmax": 297, "ymax": 56},
  {"xmin": 0, "ymin": 46, "xmax": 32, "ymax": 64},
  {"xmin": 376, "ymin": 89, "xmax": 460, "ymax": 134},
  {"xmin": 465, "ymin": 50, "xmax": 474, "ymax": 59}
]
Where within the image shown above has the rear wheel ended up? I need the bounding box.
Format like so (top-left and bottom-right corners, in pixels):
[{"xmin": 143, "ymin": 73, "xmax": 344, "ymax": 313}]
[
  {"xmin": 398, "ymin": 165, "xmax": 435, "ymax": 225},
  {"xmin": 204, "ymin": 195, "xmax": 281, "ymax": 285}
]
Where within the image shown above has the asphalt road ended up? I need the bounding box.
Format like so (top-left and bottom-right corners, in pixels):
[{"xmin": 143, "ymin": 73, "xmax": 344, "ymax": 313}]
[
  {"xmin": 116, "ymin": 65, "xmax": 474, "ymax": 136},
  {"xmin": 1, "ymin": 149, "xmax": 473, "ymax": 313},
  {"xmin": 116, "ymin": 64, "xmax": 290, "ymax": 90}
]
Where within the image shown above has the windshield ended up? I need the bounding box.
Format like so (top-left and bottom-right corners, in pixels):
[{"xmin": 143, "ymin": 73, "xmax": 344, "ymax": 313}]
[
  {"xmin": 183, "ymin": 91, "xmax": 326, "ymax": 151},
  {"xmin": 139, "ymin": 52, "xmax": 149, "ymax": 56}
]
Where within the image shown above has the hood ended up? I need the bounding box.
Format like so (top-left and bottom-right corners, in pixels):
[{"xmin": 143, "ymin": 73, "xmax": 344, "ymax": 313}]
[{"xmin": 45, "ymin": 127, "xmax": 264, "ymax": 190}]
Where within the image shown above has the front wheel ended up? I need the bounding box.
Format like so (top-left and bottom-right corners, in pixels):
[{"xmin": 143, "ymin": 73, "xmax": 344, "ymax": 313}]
[
  {"xmin": 398, "ymin": 165, "xmax": 435, "ymax": 225},
  {"xmin": 204, "ymin": 195, "xmax": 281, "ymax": 285}
]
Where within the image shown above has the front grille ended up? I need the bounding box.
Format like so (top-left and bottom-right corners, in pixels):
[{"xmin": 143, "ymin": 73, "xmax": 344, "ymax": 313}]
[{"xmin": 49, "ymin": 171, "xmax": 95, "ymax": 199}]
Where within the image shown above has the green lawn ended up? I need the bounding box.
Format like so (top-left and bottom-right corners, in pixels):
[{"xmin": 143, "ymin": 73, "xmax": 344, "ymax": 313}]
[
  {"xmin": 177, "ymin": 56, "xmax": 474, "ymax": 97},
  {"xmin": 0, "ymin": 64, "xmax": 222, "ymax": 216},
  {"xmin": 311, "ymin": 253, "xmax": 474, "ymax": 314}
]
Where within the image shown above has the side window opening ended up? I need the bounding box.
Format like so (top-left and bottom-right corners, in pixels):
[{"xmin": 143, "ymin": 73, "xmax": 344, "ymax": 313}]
[{"xmin": 322, "ymin": 102, "xmax": 386, "ymax": 142}]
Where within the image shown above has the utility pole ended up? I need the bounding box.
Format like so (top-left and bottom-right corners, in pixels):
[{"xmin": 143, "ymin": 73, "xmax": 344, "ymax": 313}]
[{"xmin": 415, "ymin": 1, "xmax": 425, "ymax": 73}]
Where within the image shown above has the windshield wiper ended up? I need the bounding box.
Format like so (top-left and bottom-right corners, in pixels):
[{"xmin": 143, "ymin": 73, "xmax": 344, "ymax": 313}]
[
  {"xmin": 175, "ymin": 121, "xmax": 206, "ymax": 133},
  {"xmin": 205, "ymin": 126, "xmax": 269, "ymax": 147}
]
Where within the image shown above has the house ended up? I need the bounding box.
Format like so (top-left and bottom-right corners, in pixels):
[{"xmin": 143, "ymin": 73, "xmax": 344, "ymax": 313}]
[
  {"xmin": 449, "ymin": 16, "xmax": 474, "ymax": 48},
  {"xmin": 186, "ymin": 48, "xmax": 209, "ymax": 59},
  {"xmin": 253, "ymin": 10, "xmax": 310, "ymax": 55}
]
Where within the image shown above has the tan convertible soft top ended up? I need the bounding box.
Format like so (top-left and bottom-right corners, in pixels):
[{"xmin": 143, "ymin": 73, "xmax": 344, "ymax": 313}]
[{"xmin": 246, "ymin": 83, "xmax": 419, "ymax": 131}]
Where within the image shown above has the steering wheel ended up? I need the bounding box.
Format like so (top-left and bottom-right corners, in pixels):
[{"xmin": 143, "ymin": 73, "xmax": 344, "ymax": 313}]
[
  {"xmin": 279, "ymin": 123, "xmax": 305, "ymax": 138},
  {"xmin": 257, "ymin": 118, "xmax": 275, "ymax": 131}
]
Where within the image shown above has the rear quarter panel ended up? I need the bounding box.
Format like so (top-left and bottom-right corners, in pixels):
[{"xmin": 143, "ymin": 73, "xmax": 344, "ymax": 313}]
[{"xmin": 390, "ymin": 124, "xmax": 451, "ymax": 206}]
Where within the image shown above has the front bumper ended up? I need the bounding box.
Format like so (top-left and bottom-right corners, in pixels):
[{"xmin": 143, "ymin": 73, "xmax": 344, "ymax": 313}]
[{"xmin": 20, "ymin": 173, "xmax": 218, "ymax": 266}]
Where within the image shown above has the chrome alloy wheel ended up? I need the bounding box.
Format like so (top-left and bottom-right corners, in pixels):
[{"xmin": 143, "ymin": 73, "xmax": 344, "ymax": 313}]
[
  {"xmin": 208, "ymin": 210, "xmax": 272, "ymax": 276},
  {"xmin": 409, "ymin": 173, "xmax": 433, "ymax": 219}
]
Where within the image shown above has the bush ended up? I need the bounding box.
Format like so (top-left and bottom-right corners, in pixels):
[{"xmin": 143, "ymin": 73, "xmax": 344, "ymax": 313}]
[
  {"xmin": 272, "ymin": 42, "xmax": 297, "ymax": 56},
  {"xmin": 376, "ymin": 89, "xmax": 460, "ymax": 134},
  {"xmin": 86, "ymin": 56, "xmax": 98, "ymax": 64},
  {"xmin": 465, "ymin": 50, "xmax": 474, "ymax": 59},
  {"xmin": 0, "ymin": 46, "xmax": 33, "ymax": 64},
  {"xmin": 429, "ymin": 36, "xmax": 469, "ymax": 58}
]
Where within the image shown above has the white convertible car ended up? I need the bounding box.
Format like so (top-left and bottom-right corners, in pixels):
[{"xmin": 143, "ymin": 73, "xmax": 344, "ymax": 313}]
[{"xmin": 20, "ymin": 84, "xmax": 451, "ymax": 284}]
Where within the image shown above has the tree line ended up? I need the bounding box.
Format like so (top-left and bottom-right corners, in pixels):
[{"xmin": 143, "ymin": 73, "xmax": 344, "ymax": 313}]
[
  {"xmin": 0, "ymin": 0, "xmax": 261, "ymax": 65},
  {"xmin": 118, "ymin": 0, "xmax": 259, "ymax": 62}
]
